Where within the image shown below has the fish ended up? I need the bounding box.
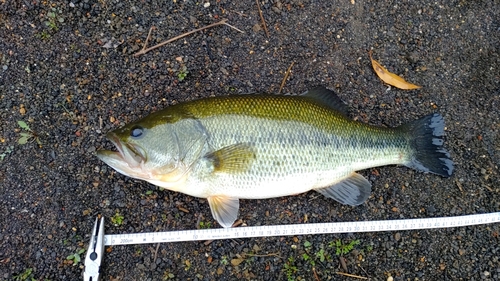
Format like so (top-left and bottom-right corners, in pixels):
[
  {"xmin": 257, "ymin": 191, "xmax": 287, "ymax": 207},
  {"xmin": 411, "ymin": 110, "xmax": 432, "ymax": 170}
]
[{"xmin": 97, "ymin": 86, "xmax": 454, "ymax": 228}]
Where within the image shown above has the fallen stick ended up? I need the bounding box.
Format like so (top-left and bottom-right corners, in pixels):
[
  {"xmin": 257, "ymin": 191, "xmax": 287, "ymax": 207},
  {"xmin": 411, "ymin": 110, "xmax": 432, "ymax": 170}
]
[
  {"xmin": 335, "ymin": 272, "xmax": 368, "ymax": 279},
  {"xmin": 134, "ymin": 19, "xmax": 243, "ymax": 57},
  {"xmin": 312, "ymin": 267, "xmax": 321, "ymax": 281},
  {"xmin": 278, "ymin": 61, "xmax": 294, "ymax": 94},
  {"xmin": 255, "ymin": 0, "xmax": 269, "ymax": 37}
]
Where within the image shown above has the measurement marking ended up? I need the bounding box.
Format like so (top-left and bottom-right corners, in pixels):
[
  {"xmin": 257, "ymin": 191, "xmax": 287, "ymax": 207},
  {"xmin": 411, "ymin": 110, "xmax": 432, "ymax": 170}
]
[{"xmin": 104, "ymin": 212, "xmax": 500, "ymax": 246}]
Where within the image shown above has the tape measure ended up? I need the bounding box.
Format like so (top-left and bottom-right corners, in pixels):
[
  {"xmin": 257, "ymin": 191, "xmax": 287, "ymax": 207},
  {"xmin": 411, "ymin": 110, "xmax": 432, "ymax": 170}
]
[{"xmin": 104, "ymin": 212, "xmax": 500, "ymax": 246}]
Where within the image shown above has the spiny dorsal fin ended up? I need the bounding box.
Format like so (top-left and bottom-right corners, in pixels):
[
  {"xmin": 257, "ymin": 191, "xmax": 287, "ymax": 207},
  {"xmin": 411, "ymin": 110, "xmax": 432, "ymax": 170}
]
[
  {"xmin": 302, "ymin": 86, "xmax": 349, "ymax": 116},
  {"xmin": 205, "ymin": 143, "xmax": 256, "ymax": 173}
]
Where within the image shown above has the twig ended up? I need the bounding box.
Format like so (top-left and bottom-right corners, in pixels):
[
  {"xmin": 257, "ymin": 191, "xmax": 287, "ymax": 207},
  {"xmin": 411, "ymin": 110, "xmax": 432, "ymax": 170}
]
[
  {"xmin": 335, "ymin": 272, "xmax": 368, "ymax": 279},
  {"xmin": 312, "ymin": 267, "xmax": 321, "ymax": 281},
  {"xmin": 455, "ymin": 179, "xmax": 464, "ymax": 193},
  {"xmin": 255, "ymin": 0, "xmax": 269, "ymax": 37},
  {"xmin": 243, "ymin": 252, "xmax": 283, "ymax": 259},
  {"xmin": 153, "ymin": 243, "xmax": 160, "ymax": 263},
  {"xmin": 224, "ymin": 22, "xmax": 245, "ymax": 33},
  {"xmin": 358, "ymin": 265, "xmax": 371, "ymax": 280},
  {"xmin": 134, "ymin": 19, "xmax": 241, "ymax": 57},
  {"xmin": 139, "ymin": 26, "xmax": 154, "ymax": 54},
  {"xmin": 228, "ymin": 9, "xmax": 248, "ymax": 17},
  {"xmin": 278, "ymin": 61, "xmax": 294, "ymax": 94}
]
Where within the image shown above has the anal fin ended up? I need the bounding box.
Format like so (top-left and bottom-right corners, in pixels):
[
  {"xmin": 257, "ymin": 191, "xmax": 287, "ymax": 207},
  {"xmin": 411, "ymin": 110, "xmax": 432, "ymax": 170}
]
[
  {"xmin": 207, "ymin": 195, "xmax": 240, "ymax": 228},
  {"xmin": 314, "ymin": 173, "xmax": 371, "ymax": 206}
]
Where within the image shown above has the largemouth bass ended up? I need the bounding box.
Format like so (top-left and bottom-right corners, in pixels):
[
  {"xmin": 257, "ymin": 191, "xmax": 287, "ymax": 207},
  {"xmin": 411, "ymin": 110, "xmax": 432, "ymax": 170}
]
[{"xmin": 97, "ymin": 87, "xmax": 453, "ymax": 227}]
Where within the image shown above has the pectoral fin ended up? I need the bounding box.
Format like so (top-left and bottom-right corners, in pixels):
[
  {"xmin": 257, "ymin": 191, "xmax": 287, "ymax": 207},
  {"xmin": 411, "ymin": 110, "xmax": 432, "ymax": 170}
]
[
  {"xmin": 205, "ymin": 143, "xmax": 256, "ymax": 173},
  {"xmin": 207, "ymin": 195, "xmax": 240, "ymax": 228},
  {"xmin": 314, "ymin": 173, "xmax": 371, "ymax": 206}
]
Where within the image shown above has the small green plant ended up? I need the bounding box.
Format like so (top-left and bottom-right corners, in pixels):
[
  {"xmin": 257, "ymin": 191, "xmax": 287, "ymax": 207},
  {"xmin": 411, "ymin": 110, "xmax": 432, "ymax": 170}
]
[
  {"xmin": 302, "ymin": 240, "xmax": 330, "ymax": 266},
  {"xmin": 162, "ymin": 271, "xmax": 175, "ymax": 280},
  {"xmin": 302, "ymin": 252, "xmax": 315, "ymax": 266},
  {"xmin": 44, "ymin": 8, "xmax": 64, "ymax": 31},
  {"xmin": 315, "ymin": 248, "xmax": 327, "ymax": 262},
  {"xmin": 329, "ymin": 239, "xmax": 360, "ymax": 256},
  {"xmin": 302, "ymin": 240, "xmax": 315, "ymax": 265},
  {"xmin": 366, "ymin": 245, "xmax": 373, "ymax": 253},
  {"xmin": 37, "ymin": 30, "xmax": 51, "ymax": 40},
  {"xmin": 134, "ymin": 248, "xmax": 142, "ymax": 256},
  {"xmin": 13, "ymin": 268, "xmax": 35, "ymax": 281},
  {"xmin": 199, "ymin": 221, "xmax": 212, "ymax": 229},
  {"xmin": 220, "ymin": 255, "xmax": 229, "ymax": 265},
  {"xmin": 177, "ymin": 65, "xmax": 189, "ymax": 81},
  {"xmin": 0, "ymin": 145, "xmax": 14, "ymax": 161},
  {"xmin": 17, "ymin": 121, "xmax": 42, "ymax": 146},
  {"xmin": 145, "ymin": 190, "xmax": 154, "ymax": 195},
  {"xmin": 66, "ymin": 248, "xmax": 85, "ymax": 266},
  {"xmin": 283, "ymin": 257, "xmax": 298, "ymax": 281},
  {"xmin": 111, "ymin": 212, "xmax": 124, "ymax": 226}
]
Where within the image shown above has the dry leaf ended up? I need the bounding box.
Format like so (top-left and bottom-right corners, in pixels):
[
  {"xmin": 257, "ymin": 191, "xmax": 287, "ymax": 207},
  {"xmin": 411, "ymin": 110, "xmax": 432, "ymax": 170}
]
[
  {"xmin": 231, "ymin": 258, "xmax": 245, "ymax": 266},
  {"xmin": 369, "ymin": 51, "xmax": 421, "ymax": 90}
]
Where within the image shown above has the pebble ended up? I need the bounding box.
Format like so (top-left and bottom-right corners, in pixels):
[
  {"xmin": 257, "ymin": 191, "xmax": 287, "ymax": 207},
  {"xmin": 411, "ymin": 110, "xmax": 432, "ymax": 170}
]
[{"xmin": 394, "ymin": 232, "xmax": 401, "ymax": 241}]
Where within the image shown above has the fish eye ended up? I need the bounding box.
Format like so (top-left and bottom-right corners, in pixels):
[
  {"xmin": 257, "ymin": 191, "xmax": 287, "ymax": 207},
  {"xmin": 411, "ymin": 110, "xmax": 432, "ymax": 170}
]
[{"xmin": 130, "ymin": 126, "xmax": 144, "ymax": 138}]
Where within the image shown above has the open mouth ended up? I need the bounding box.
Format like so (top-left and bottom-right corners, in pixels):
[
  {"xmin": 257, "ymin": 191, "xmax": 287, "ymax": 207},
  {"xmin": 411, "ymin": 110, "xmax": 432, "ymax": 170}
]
[{"xmin": 96, "ymin": 132, "xmax": 146, "ymax": 172}]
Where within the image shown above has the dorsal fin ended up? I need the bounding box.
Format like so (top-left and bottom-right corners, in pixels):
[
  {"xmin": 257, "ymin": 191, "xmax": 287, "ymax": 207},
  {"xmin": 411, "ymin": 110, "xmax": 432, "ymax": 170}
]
[{"xmin": 301, "ymin": 86, "xmax": 349, "ymax": 116}]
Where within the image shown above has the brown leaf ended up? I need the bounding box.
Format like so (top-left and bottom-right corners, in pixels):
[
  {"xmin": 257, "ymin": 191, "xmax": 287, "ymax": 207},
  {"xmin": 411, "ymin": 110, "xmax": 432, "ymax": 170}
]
[
  {"xmin": 231, "ymin": 258, "xmax": 245, "ymax": 266},
  {"xmin": 369, "ymin": 51, "xmax": 421, "ymax": 90}
]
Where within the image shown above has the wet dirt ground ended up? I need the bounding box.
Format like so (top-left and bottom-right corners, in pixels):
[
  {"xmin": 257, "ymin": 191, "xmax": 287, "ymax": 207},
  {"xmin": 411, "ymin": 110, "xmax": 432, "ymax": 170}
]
[{"xmin": 0, "ymin": 0, "xmax": 499, "ymax": 280}]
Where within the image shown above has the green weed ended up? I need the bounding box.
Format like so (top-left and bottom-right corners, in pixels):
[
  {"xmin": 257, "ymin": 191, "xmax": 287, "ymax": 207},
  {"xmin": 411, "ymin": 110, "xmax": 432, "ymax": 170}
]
[
  {"xmin": 315, "ymin": 248, "xmax": 327, "ymax": 262},
  {"xmin": 199, "ymin": 221, "xmax": 212, "ymax": 229},
  {"xmin": 329, "ymin": 239, "xmax": 360, "ymax": 256},
  {"xmin": 111, "ymin": 212, "xmax": 124, "ymax": 226},
  {"xmin": 37, "ymin": 30, "xmax": 51, "ymax": 40},
  {"xmin": 302, "ymin": 252, "xmax": 315, "ymax": 266},
  {"xmin": 162, "ymin": 271, "xmax": 175, "ymax": 280},
  {"xmin": 283, "ymin": 257, "xmax": 298, "ymax": 281},
  {"xmin": 44, "ymin": 8, "xmax": 64, "ymax": 31},
  {"xmin": 177, "ymin": 65, "xmax": 189, "ymax": 81},
  {"xmin": 220, "ymin": 256, "xmax": 229, "ymax": 265},
  {"xmin": 17, "ymin": 120, "xmax": 42, "ymax": 146},
  {"xmin": 0, "ymin": 145, "xmax": 13, "ymax": 161},
  {"xmin": 66, "ymin": 248, "xmax": 85, "ymax": 266},
  {"xmin": 13, "ymin": 268, "xmax": 35, "ymax": 281},
  {"xmin": 302, "ymin": 240, "xmax": 331, "ymax": 266}
]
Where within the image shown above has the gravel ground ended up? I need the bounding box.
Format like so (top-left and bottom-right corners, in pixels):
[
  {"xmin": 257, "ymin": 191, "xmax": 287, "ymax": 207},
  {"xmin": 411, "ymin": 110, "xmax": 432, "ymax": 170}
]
[{"xmin": 1, "ymin": 0, "xmax": 499, "ymax": 280}]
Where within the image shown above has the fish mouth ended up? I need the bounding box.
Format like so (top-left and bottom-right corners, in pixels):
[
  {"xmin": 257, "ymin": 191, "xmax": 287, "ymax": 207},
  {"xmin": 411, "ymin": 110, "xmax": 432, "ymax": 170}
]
[
  {"xmin": 97, "ymin": 132, "xmax": 191, "ymax": 189},
  {"xmin": 96, "ymin": 132, "xmax": 147, "ymax": 176}
]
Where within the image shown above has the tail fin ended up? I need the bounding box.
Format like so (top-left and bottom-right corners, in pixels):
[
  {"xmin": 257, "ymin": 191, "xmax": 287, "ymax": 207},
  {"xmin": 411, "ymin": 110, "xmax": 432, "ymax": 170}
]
[{"xmin": 400, "ymin": 113, "xmax": 454, "ymax": 177}]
